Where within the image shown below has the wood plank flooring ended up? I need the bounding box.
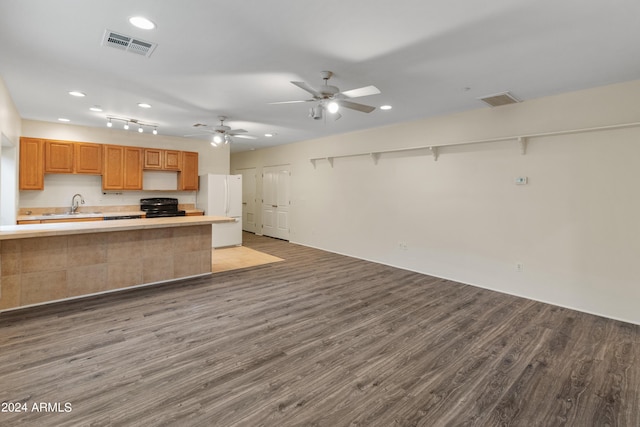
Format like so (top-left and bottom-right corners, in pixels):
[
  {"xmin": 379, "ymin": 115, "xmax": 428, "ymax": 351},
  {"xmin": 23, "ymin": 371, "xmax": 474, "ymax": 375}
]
[
  {"xmin": 1, "ymin": 232, "xmax": 639, "ymax": 426},
  {"xmin": 211, "ymin": 245, "xmax": 283, "ymax": 273}
]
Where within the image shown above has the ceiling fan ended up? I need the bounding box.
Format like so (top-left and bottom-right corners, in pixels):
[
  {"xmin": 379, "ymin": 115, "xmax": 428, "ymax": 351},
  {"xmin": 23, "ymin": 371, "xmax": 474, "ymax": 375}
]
[
  {"xmin": 186, "ymin": 116, "xmax": 257, "ymax": 146},
  {"xmin": 271, "ymin": 71, "xmax": 381, "ymax": 120}
]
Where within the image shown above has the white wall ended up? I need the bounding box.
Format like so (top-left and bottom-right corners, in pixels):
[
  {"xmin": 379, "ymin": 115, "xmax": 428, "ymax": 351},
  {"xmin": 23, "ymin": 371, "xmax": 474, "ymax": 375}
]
[
  {"xmin": 232, "ymin": 79, "xmax": 640, "ymax": 325},
  {"xmin": 0, "ymin": 76, "xmax": 22, "ymax": 224},
  {"xmin": 19, "ymin": 120, "xmax": 230, "ymax": 209}
]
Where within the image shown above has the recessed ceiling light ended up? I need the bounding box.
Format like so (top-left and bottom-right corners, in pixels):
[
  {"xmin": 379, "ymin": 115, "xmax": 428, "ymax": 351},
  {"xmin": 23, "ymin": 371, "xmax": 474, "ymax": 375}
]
[
  {"xmin": 89, "ymin": 106, "xmax": 103, "ymax": 112},
  {"xmin": 129, "ymin": 16, "xmax": 156, "ymax": 30},
  {"xmin": 68, "ymin": 91, "xmax": 86, "ymax": 97},
  {"xmin": 58, "ymin": 118, "xmax": 70, "ymax": 122},
  {"xmin": 380, "ymin": 105, "xmax": 392, "ymax": 110},
  {"xmin": 137, "ymin": 103, "xmax": 152, "ymax": 108}
]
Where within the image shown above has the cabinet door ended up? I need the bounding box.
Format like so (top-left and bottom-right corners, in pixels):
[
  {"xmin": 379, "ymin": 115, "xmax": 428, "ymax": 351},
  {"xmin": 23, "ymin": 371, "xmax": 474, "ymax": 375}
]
[
  {"xmin": 44, "ymin": 140, "xmax": 74, "ymax": 173},
  {"xmin": 178, "ymin": 151, "xmax": 199, "ymax": 190},
  {"xmin": 124, "ymin": 146, "xmax": 143, "ymax": 190},
  {"xmin": 144, "ymin": 148, "xmax": 163, "ymax": 169},
  {"xmin": 164, "ymin": 150, "xmax": 181, "ymax": 170},
  {"xmin": 19, "ymin": 137, "xmax": 44, "ymax": 190},
  {"xmin": 102, "ymin": 145, "xmax": 124, "ymax": 190},
  {"xmin": 75, "ymin": 143, "xmax": 103, "ymax": 174}
]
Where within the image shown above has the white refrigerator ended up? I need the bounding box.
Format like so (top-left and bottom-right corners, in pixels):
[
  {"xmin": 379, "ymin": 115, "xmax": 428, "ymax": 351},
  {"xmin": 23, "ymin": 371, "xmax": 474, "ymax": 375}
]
[{"xmin": 197, "ymin": 174, "xmax": 243, "ymax": 248}]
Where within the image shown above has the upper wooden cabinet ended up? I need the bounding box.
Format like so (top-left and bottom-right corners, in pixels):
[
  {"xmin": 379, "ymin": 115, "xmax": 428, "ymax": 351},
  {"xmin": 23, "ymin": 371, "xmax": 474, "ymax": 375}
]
[
  {"xmin": 179, "ymin": 151, "xmax": 199, "ymax": 191},
  {"xmin": 19, "ymin": 137, "xmax": 44, "ymax": 190},
  {"xmin": 19, "ymin": 136, "xmax": 197, "ymax": 191},
  {"xmin": 103, "ymin": 145, "xmax": 143, "ymax": 190},
  {"xmin": 75, "ymin": 142, "xmax": 103, "ymax": 174},
  {"xmin": 44, "ymin": 140, "xmax": 74, "ymax": 173},
  {"xmin": 144, "ymin": 148, "xmax": 181, "ymax": 171},
  {"xmin": 44, "ymin": 140, "xmax": 103, "ymax": 175}
]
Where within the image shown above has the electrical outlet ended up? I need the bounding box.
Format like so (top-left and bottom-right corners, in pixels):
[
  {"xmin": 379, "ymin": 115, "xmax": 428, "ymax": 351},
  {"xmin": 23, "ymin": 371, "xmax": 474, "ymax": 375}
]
[{"xmin": 516, "ymin": 262, "xmax": 524, "ymax": 272}]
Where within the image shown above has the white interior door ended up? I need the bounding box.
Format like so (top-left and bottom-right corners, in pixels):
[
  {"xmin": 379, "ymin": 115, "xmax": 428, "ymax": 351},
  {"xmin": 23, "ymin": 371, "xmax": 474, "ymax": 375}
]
[
  {"xmin": 237, "ymin": 168, "xmax": 257, "ymax": 233},
  {"xmin": 262, "ymin": 165, "xmax": 290, "ymax": 240}
]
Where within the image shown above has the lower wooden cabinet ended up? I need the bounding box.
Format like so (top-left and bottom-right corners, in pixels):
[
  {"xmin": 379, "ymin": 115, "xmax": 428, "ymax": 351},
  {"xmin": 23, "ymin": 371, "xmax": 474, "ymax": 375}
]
[{"xmin": 17, "ymin": 217, "xmax": 104, "ymax": 225}]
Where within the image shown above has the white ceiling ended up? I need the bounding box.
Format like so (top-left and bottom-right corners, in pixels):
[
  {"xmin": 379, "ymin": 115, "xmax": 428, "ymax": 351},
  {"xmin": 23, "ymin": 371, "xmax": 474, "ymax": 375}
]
[{"xmin": 1, "ymin": 0, "xmax": 639, "ymax": 152}]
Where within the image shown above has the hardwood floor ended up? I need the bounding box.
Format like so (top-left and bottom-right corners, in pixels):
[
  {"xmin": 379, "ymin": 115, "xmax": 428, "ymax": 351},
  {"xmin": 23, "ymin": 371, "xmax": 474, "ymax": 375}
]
[
  {"xmin": 1, "ymin": 232, "xmax": 638, "ymax": 426},
  {"xmin": 211, "ymin": 245, "xmax": 283, "ymax": 273}
]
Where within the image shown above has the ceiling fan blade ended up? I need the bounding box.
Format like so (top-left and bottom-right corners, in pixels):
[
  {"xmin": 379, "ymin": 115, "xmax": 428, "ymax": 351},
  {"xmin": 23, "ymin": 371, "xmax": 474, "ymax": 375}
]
[
  {"xmin": 337, "ymin": 99, "xmax": 376, "ymax": 113},
  {"xmin": 183, "ymin": 132, "xmax": 211, "ymax": 137},
  {"xmin": 233, "ymin": 134, "xmax": 258, "ymax": 140},
  {"xmin": 291, "ymin": 81, "xmax": 322, "ymax": 98},
  {"xmin": 341, "ymin": 85, "xmax": 381, "ymax": 98},
  {"xmin": 268, "ymin": 99, "xmax": 315, "ymax": 105},
  {"xmin": 228, "ymin": 129, "xmax": 247, "ymax": 134}
]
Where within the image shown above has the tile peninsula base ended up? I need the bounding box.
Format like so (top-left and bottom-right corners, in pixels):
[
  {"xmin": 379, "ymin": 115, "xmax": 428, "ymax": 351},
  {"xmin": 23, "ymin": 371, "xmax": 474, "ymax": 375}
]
[{"xmin": 0, "ymin": 224, "xmax": 212, "ymax": 311}]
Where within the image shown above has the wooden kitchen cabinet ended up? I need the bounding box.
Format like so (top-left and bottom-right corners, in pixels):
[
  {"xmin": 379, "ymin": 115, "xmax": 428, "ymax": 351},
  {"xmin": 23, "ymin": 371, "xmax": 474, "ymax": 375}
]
[
  {"xmin": 44, "ymin": 140, "xmax": 102, "ymax": 174},
  {"xmin": 178, "ymin": 151, "xmax": 199, "ymax": 190},
  {"xmin": 124, "ymin": 146, "xmax": 144, "ymax": 189},
  {"xmin": 19, "ymin": 137, "xmax": 44, "ymax": 190},
  {"xmin": 40, "ymin": 217, "xmax": 104, "ymax": 224},
  {"xmin": 103, "ymin": 145, "xmax": 143, "ymax": 190},
  {"xmin": 18, "ymin": 217, "xmax": 104, "ymax": 224},
  {"xmin": 144, "ymin": 148, "xmax": 181, "ymax": 170},
  {"xmin": 143, "ymin": 148, "xmax": 162, "ymax": 169},
  {"xmin": 165, "ymin": 150, "xmax": 181, "ymax": 170},
  {"xmin": 75, "ymin": 142, "xmax": 103, "ymax": 174},
  {"xmin": 44, "ymin": 140, "xmax": 74, "ymax": 173}
]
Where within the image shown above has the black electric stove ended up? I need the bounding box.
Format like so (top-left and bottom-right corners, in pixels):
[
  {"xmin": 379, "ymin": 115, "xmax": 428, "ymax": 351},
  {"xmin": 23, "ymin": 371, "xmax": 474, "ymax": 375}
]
[{"xmin": 140, "ymin": 198, "xmax": 186, "ymax": 218}]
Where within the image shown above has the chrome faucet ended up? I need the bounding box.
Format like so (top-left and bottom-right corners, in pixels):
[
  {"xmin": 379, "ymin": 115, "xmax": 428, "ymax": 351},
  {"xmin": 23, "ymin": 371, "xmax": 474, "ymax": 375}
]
[{"xmin": 71, "ymin": 193, "xmax": 85, "ymax": 213}]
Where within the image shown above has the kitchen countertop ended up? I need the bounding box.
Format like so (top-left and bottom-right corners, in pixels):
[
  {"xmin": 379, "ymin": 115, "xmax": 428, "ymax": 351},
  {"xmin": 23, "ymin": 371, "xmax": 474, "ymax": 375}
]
[
  {"xmin": 0, "ymin": 215, "xmax": 234, "ymax": 240},
  {"xmin": 17, "ymin": 211, "xmax": 147, "ymax": 221}
]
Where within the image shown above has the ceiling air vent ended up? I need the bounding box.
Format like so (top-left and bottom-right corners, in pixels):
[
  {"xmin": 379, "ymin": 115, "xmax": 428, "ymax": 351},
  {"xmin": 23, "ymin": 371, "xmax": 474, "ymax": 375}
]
[
  {"xmin": 478, "ymin": 91, "xmax": 521, "ymax": 107},
  {"xmin": 101, "ymin": 29, "xmax": 157, "ymax": 58}
]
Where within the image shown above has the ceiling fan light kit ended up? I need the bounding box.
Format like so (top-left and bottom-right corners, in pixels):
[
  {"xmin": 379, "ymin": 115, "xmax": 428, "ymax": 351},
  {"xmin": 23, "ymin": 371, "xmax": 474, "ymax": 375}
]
[
  {"xmin": 272, "ymin": 70, "xmax": 381, "ymax": 120},
  {"xmin": 188, "ymin": 115, "xmax": 257, "ymax": 146}
]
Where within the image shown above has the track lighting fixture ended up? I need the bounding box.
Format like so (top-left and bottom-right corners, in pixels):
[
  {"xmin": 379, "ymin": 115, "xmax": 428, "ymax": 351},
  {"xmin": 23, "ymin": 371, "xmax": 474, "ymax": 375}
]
[{"xmin": 106, "ymin": 117, "xmax": 159, "ymax": 135}]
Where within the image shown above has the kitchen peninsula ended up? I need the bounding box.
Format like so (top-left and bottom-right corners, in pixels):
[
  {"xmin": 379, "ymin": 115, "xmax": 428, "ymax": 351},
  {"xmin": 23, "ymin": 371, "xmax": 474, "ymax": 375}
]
[{"xmin": 0, "ymin": 216, "xmax": 234, "ymax": 311}]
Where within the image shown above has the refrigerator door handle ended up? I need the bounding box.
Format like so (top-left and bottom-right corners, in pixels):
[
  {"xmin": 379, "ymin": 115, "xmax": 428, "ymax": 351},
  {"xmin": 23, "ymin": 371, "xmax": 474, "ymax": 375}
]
[{"xmin": 224, "ymin": 177, "xmax": 229, "ymax": 215}]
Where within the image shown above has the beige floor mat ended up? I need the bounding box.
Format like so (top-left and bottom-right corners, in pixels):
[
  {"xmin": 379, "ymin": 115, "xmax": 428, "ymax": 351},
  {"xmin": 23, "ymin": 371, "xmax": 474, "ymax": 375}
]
[{"xmin": 211, "ymin": 246, "xmax": 284, "ymax": 273}]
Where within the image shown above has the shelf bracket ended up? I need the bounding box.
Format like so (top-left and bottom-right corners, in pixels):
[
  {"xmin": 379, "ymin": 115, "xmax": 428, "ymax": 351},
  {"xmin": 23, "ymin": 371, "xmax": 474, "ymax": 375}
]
[
  {"xmin": 326, "ymin": 157, "xmax": 334, "ymax": 168},
  {"xmin": 518, "ymin": 137, "xmax": 528, "ymax": 155},
  {"xmin": 370, "ymin": 152, "xmax": 380, "ymax": 165},
  {"xmin": 310, "ymin": 158, "xmax": 317, "ymax": 169},
  {"xmin": 429, "ymin": 146, "xmax": 439, "ymax": 161}
]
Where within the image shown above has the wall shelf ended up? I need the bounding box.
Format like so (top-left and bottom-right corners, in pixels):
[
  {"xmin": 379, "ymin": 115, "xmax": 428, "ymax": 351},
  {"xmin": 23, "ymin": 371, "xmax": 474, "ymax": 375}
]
[{"xmin": 309, "ymin": 121, "xmax": 640, "ymax": 168}]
